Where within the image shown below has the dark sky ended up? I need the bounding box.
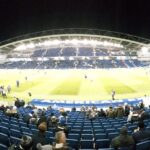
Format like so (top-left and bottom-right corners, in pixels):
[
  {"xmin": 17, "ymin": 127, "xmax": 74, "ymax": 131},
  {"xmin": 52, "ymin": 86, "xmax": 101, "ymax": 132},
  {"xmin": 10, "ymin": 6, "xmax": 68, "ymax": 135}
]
[{"xmin": 0, "ymin": 0, "xmax": 150, "ymax": 41}]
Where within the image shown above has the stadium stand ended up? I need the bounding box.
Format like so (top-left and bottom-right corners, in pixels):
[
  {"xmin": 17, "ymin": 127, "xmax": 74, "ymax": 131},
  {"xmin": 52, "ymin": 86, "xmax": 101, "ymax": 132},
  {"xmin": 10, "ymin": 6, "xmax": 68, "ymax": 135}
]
[{"xmin": 0, "ymin": 101, "xmax": 149, "ymax": 149}]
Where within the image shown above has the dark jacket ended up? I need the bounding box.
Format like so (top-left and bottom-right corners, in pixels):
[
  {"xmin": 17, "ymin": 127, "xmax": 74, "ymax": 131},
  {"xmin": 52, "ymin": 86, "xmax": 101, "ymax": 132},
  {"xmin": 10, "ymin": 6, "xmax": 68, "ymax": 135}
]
[
  {"xmin": 32, "ymin": 132, "xmax": 48, "ymax": 150},
  {"xmin": 111, "ymin": 134, "xmax": 135, "ymax": 149},
  {"xmin": 132, "ymin": 129, "xmax": 150, "ymax": 143}
]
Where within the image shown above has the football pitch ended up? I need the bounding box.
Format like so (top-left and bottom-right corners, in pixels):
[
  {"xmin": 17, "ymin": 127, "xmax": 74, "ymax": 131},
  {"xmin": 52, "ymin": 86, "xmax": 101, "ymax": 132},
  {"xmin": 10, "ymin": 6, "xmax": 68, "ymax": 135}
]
[{"xmin": 0, "ymin": 68, "xmax": 150, "ymax": 104}]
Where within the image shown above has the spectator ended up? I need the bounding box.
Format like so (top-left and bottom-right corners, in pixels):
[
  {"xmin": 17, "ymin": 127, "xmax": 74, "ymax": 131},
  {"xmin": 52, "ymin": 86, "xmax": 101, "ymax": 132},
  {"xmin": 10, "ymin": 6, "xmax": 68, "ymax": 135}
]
[
  {"xmin": 36, "ymin": 143, "xmax": 52, "ymax": 150},
  {"xmin": 53, "ymin": 131, "xmax": 72, "ymax": 150},
  {"xmin": 20, "ymin": 135, "xmax": 33, "ymax": 150},
  {"xmin": 111, "ymin": 126, "xmax": 134, "ymax": 149},
  {"xmin": 124, "ymin": 104, "xmax": 130, "ymax": 116},
  {"xmin": 9, "ymin": 135, "xmax": 33, "ymax": 150},
  {"xmin": 116, "ymin": 105, "xmax": 124, "ymax": 118},
  {"xmin": 132, "ymin": 121, "xmax": 150, "ymax": 144},
  {"xmin": 139, "ymin": 102, "xmax": 144, "ymax": 109},
  {"xmin": 98, "ymin": 108, "xmax": 106, "ymax": 117},
  {"xmin": 32, "ymin": 123, "xmax": 48, "ymax": 150},
  {"xmin": 56, "ymin": 117, "xmax": 69, "ymax": 137},
  {"xmin": 37, "ymin": 111, "xmax": 47, "ymax": 127},
  {"xmin": 107, "ymin": 106, "xmax": 115, "ymax": 118},
  {"xmin": 47, "ymin": 113, "xmax": 58, "ymax": 128}
]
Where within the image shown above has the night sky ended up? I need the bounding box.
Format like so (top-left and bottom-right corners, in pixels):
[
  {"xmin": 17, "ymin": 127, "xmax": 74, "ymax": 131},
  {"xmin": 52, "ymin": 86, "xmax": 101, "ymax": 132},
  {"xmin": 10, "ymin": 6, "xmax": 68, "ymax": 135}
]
[{"xmin": 0, "ymin": 0, "xmax": 150, "ymax": 42}]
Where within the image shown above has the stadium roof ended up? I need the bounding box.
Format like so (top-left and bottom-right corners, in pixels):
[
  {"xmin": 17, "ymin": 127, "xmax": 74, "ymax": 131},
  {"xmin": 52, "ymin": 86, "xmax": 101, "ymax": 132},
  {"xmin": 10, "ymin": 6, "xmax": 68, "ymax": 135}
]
[{"xmin": 0, "ymin": 28, "xmax": 150, "ymax": 53}]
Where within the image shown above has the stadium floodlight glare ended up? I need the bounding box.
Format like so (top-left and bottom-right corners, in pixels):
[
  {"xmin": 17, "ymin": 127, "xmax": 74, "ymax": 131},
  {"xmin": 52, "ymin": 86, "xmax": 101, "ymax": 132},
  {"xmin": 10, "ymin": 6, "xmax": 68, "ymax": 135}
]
[
  {"xmin": 15, "ymin": 44, "xmax": 27, "ymax": 51},
  {"xmin": 26, "ymin": 43, "xmax": 35, "ymax": 49},
  {"xmin": 141, "ymin": 47, "xmax": 149, "ymax": 54},
  {"xmin": 14, "ymin": 39, "xmax": 124, "ymax": 50}
]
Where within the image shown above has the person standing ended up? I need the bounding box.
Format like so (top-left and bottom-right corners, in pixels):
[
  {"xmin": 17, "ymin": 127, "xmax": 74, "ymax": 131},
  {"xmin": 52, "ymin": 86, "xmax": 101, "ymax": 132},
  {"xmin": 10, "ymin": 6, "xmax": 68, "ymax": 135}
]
[
  {"xmin": 16, "ymin": 80, "xmax": 20, "ymax": 87},
  {"xmin": 112, "ymin": 90, "xmax": 116, "ymax": 100}
]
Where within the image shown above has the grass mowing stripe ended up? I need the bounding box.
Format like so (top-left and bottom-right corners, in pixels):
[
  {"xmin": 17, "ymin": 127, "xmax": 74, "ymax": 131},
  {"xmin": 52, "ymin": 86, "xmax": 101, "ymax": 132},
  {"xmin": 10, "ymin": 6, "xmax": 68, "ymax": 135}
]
[
  {"xmin": 101, "ymin": 77, "xmax": 135, "ymax": 94},
  {"xmin": 51, "ymin": 77, "xmax": 81, "ymax": 95}
]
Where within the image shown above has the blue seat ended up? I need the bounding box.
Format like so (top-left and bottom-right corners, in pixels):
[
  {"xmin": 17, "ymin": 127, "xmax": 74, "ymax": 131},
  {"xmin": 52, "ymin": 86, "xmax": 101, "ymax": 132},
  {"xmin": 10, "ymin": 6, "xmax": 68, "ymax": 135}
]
[
  {"xmin": 108, "ymin": 132, "xmax": 119, "ymax": 140},
  {"xmin": 136, "ymin": 140, "xmax": 150, "ymax": 150},
  {"xmin": 21, "ymin": 127, "xmax": 31, "ymax": 133},
  {"xmin": 81, "ymin": 134, "xmax": 93, "ymax": 140},
  {"xmin": 0, "ymin": 143, "xmax": 8, "ymax": 150},
  {"xmin": 67, "ymin": 139, "xmax": 79, "ymax": 149},
  {"xmin": 31, "ymin": 128, "xmax": 39, "ymax": 134},
  {"xmin": 71, "ymin": 129, "xmax": 81, "ymax": 134},
  {"xmin": 68, "ymin": 133, "xmax": 80, "ymax": 140},
  {"xmin": 45, "ymin": 131, "xmax": 54, "ymax": 138},
  {"xmin": 10, "ymin": 124, "xmax": 20, "ymax": 130},
  {"xmin": 80, "ymin": 139, "xmax": 93, "ymax": 149},
  {"xmin": 105, "ymin": 128, "xmax": 116, "ymax": 134},
  {"xmin": 1, "ymin": 122, "xmax": 9, "ymax": 128},
  {"xmin": 98, "ymin": 148, "xmax": 114, "ymax": 150},
  {"xmin": 95, "ymin": 133, "xmax": 107, "ymax": 140},
  {"xmin": 94, "ymin": 129, "xmax": 105, "ymax": 134},
  {"xmin": 82, "ymin": 130, "xmax": 93, "ymax": 134},
  {"xmin": 22, "ymin": 132, "xmax": 33, "ymax": 137},
  {"xmin": 95, "ymin": 139, "xmax": 110, "ymax": 149},
  {"xmin": 0, "ymin": 126, "xmax": 9, "ymax": 135},
  {"xmin": 10, "ymin": 129, "xmax": 22, "ymax": 138},
  {"xmin": 0, "ymin": 133, "xmax": 9, "ymax": 146},
  {"xmin": 10, "ymin": 136, "xmax": 21, "ymax": 145}
]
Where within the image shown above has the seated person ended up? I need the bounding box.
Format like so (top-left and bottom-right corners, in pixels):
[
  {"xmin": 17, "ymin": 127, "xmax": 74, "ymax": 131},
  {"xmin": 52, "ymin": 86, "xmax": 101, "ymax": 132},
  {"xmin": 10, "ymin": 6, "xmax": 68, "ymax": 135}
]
[
  {"xmin": 32, "ymin": 123, "xmax": 48, "ymax": 150},
  {"xmin": 132, "ymin": 121, "xmax": 150, "ymax": 143},
  {"xmin": 53, "ymin": 131, "xmax": 72, "ymax": 150},
  {"xmin": 111, "ymin": 126, "xmax": 134, "ymax": 149},
  {"xmin": 56, "ymin": 118, "xmax": 69, "ymax": 137}
]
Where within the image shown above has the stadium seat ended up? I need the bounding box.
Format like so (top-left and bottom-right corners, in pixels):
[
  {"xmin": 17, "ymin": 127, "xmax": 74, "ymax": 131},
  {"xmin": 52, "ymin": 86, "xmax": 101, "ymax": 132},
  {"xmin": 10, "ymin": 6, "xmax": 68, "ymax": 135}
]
[
  {"xmin": 10, "ymin": 136, "xmax": 21, "ymax": 145},
  {"xmin": 0, "ymin": 126, "xmax": 9, "ymax": 135},
  {"xmin": 0, "ymin": 133, "xmax": 9, "ymax": 146},
  {"xmin": 136, "ymin": 140, "xmax": 150, "ymax": 150},
  {"xmin": 68, "ymin": 133, "xmax": 80, "ymax": 140},
  {"xmin": 80, "ymin": 139, "xmax": 94, "ymax": 149},
  {"xmin": 95, "ymin": 133, "xmax": 107, "ymax": 140},
  {"xmin": 0, "ymin": 144, "xmax": 8, "ymax": 150},
  {"xmin": 67, "ymin": 139, "xmax": 79, "ymax": 149},
  {"xmin": 95, "ymin": 139, "xmax": 110, "ymax": 149},
  {"xmin": 98, "ymin": 148, "xmax": 114, "ymax": 150},
  {"xmin": 10, "ymin": 129, "xmax": 22, "ymax": 138},
  {"xmin": 81, "ymin": 134, "xmax": 93, "ymax": 140},
  {"xmin": 108, "ymin": 132, "xmax": 119, "ymax": 140}
]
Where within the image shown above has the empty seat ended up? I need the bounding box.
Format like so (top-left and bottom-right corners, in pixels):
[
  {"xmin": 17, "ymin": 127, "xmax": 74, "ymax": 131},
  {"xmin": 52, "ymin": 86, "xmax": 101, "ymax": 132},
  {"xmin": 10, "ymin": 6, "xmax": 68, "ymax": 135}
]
[
  {"xmin": 67, "ymin": 139, "xmax": 79, "ymax": 149},
  {"xmin": 10, "ymin": 136, "xmax": 21, "ymax": 145},
  {"xmin": 95, "ymin": 139, "xmax": 110, "ymax": 149},
  {"xmin": 0, "ymin": 126, "xmax": 9, "ymax": 135},
  {"xmin": 68, "ymin": 133, "xmax": 80, "ymax": 140},
  {"xmin": 0, "ymin": 143, "xmax": 8, "ymax": 150},
  {"xmin": 95, "ymin": 133, "xmax": 107, "ymax": 140},
  {"xmin": 10, "ymin": 129, "xmax": 22, "ymax": 138},
  {"xmin": 0, "ymin": 133, "xmax": 9, "ymax": 146},
  {"xmin": 82, "ymin": 130, "xmax": 93, "ymax": 134},
  {"xmin": 81, "ymin": 134, "xmax": 93, "ymax": 140},
  {"xmin": 108, "ymin": 132, "xmax": 119, "ymax": 140},
  {"xmin": 136, "ymin": 140, "xmax": 150, "ymax": 150},
  {"xmin": 80, "ymin": 139, "xmax": 94, "ymax": 149}
]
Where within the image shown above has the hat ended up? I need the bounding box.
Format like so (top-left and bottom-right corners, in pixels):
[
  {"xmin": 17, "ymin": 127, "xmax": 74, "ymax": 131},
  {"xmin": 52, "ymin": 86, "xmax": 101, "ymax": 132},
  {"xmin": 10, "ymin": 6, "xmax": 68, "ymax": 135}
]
[{"xmin": 120, "ymin": 126, "xmax": 128, "ymax": 135}]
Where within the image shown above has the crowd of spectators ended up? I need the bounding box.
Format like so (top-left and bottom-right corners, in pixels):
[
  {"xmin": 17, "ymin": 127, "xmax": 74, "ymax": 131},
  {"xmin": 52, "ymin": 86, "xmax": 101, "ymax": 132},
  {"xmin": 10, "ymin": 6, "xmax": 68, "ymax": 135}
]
[{"xmin": 0, "ymin": 101, "xmax": 149, "ymax": 150}]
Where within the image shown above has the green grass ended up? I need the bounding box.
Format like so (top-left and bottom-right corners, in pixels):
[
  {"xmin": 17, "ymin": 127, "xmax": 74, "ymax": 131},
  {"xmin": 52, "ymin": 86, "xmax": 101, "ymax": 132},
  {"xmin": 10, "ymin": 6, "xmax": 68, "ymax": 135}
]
[{"xmin": 0, "ymin": 68, "xmax": 150, "ymax": 104}]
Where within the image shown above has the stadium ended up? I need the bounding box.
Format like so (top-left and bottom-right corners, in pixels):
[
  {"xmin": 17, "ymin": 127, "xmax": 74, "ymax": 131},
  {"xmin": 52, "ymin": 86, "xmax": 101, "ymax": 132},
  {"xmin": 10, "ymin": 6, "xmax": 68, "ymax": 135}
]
[
  {"xmin": 0, "ymin": 28, "xmax": 150, "ymax": 106},
  {"xmin": 0, "ymin": 29, "xmax": 150, "ymax": 150}
]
